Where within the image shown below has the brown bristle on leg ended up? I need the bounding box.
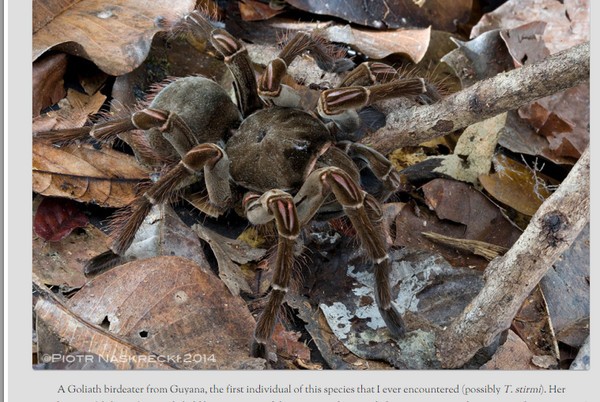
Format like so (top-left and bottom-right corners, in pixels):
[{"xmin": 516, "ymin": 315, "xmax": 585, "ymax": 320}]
[
  {"xmin": 90, "ymin": 117, "xmax": 137, "ymax": 141},
  {"xmin": 84, "ymin": 250, "xmax": 124, "ymax": 277},
  {"xmin": 34, "ymin": 126, "xmax": 92, "ymax": 144},
  {"xmin": 109, "ymin": 197, "xmax": 154, "ymax": 256}
]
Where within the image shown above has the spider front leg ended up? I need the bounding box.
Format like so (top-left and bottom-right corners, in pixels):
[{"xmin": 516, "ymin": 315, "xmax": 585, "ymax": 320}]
[
  {"xmin": 34, "ymin": 107, "xmax": 167, "ymax": 144},
  {"xmin": 185, "ymin": 11, "xmax": 263, "ymax": 117},
  {"xmin": 338, "ymin": 62, "xmax": 399, "ymax": 87},
  {"xmin": 318, "ymin": 77, "xmax": 427, "ymax": 133},
  {"xmin": 258, "ymin": 31, "xmax": 353, "ymax": 108},
  {"xmin": 34, "ymin": 107, "xmax": 197, "ymax": 165},
  {"xmin": 85, "ymin": 143, "xmax": 232, "ymax": 275},
  {"xmin": 243, "ymin": 190, "xmax": 300, "ymax": 359},
  {"xmin": 295, "ymin": 167, "xmax": 406, "ymax": 339}
]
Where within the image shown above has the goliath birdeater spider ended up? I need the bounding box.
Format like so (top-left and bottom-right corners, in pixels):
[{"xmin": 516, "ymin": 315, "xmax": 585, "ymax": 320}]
[{"xmin": 36, "ymin": 10, "xmax": 428, "ymax": 360}]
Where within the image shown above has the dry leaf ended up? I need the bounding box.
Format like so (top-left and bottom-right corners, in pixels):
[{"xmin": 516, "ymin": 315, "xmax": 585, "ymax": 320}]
[
  {"xmin": 123, "ymin": 204, "xmax": 210, "ymax": 270},
  {"xmin": 479, "ymin": 153, "xmax": 553, "ymax": 216},
  {"xmin": 271, "ymin": 323, "xmax": 311, "ymax": 361},
  {"xmin": 512, "ymin": 286, "xmax": 560, "ymax": 361},
  {"xmin": 394, "ymin": 180, "xmax": 521, "ymax": 269},
  {"xmin": 33, "ymin": 0, "xmax": 80, "ymax": 33},
  {"xmin": 32, "ymin": 53, "xmax": 68, "ymax": 116},
  {"xmin": 32, "ymin": 196, "xmax": 106, "ymax": 292},
  {"xmin": 499, "ymin": 21, "xmax": 550, "ymax": 68},
  {"xmin": 33, "ymin": 197, "xmax": 89, "ymax": 242},
  {"xmin": 480, "ymin": 330, "xmax": 539, "ymax": 370},
  {"xmin": 67, "ymin": 256, "xmax": 264, "ymax": 369},
  {"xmin": 193, "ymin": 224, "xmax": 265, "ymax": 296},
  {"xmin": 471, "ymin": 0, "xmax": 589, "ymax": 54},
  {"xmin": 286, "ymin": 0, "xmax": 472, "ymax": 31},
  {"xmin": 32, "ymin": 0, "xmax": 196, "ymax": 76},
  {"xmin": 517, "ymin": 86, "xmax": 589, "ymax": 163},
  {"xmin": 324, "ymin": 25, "xmax": 430, "ymax": 62},
  {"xmin": 33, "ymin": 89, "xmax": 107, "ymax": 133},
  {"xmin": 426, "ymin": 113, "xmax": 508, "ymax": 184},
  {"xmin": 540, "ymin": 224, "xmax": 590, "ymax": 348},
  {"xmin": 466, "ymin": 0, "xmax": 590, "ymax": 165},
  {"xmin": 32, "ymin": 142, "xmax": 150, "ymax": 208},
  {"xmin": 33, "ymin": 274, "xmax": 175, "ymax": 369},
  {"xmin": 314, "ymin": 243, "xmax": 481, "ymax": 368},
  {"xmin": 441, "ymin": 29, "xmax": 514, "ymax": 88}
]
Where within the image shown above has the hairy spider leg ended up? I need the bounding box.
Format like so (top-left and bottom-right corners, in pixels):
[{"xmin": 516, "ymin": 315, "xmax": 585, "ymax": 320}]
[
  {"xmin": 258, "ymin": 31, "xmax": 352, "ymax": 108},
  {"xmin": 183, "ymin": 11, "xmax": 263, "ymax": 118},
  {"xmin": 85, "ymin": 143, "xmax": 231, "ymax": 276},
  {"xmin": 338, "ymin": 61, "xmax": 400, "ymax": 87},
  {"xmin": 294, "ymin": 167, "xmax": 405, "ymax": 339},
  {"xmin": 318, "ymin": 77, "xmax": 427, "ymax": 133},
  {"xmin": 243, "ymin": 190, "xmax": 300, "ymax": 359},
  {"xmin": 243, "ymin": 167, "xmax": 405, "ymax": 360}
]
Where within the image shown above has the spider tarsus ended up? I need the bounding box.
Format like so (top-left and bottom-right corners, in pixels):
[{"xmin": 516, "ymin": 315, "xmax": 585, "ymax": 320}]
[
  {"xmin": 109, "ymin": 197, "xmax": 154, "ymax": 256},
  {"xmin": 250, "ymin": 340, "xmax": 268, "ymax": 360},
  {"xmin": 379, "ymin": 305, "xmax": 406, "ymax": 339},
  {"xmin": 84, "ymin": 250, "xmax": 124, "ymax": 277}
]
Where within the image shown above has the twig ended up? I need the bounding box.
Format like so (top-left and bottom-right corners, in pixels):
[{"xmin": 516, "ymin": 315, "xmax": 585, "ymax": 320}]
[
  {"xmin": 364, "ymin": 42, "xmax": 590, "ymax": 155},
  {"xmin": 421, "ymin": 232, "xmax": 507, "ymax": 261},
  {"xmin": 435, "ymin": 146, "xmax": 589, "ymax": 368}
]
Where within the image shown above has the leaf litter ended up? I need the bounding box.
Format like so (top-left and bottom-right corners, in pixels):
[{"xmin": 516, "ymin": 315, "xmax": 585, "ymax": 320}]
[{"xmin": 31, "ymin": 0, "xmax": 589, "ymax": 370}]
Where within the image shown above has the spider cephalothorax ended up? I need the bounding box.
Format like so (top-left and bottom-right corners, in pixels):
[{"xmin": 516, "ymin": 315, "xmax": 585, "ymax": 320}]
[{"xmin": 36, "ymin": 10, "xmax": 428, "ymax": 360}]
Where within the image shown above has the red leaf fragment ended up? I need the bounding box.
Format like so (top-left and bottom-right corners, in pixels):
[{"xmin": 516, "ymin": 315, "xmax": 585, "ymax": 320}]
[
  {"xmin": 34, "ymin": 197, "xmax": 89, "ymax": 242},
  {"xmin": 271, "ymin": 323, "xmax": 311, "ymax": 361}
]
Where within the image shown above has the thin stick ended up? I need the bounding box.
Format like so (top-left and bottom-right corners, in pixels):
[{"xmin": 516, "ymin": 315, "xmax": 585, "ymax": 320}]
[
  {"xmin": 364, "ymin": 42, "xmax": 590, "ymax": 155},
  {"xmin": 436, "ymin": 146, "xmax": 589, "ymax": 368}
]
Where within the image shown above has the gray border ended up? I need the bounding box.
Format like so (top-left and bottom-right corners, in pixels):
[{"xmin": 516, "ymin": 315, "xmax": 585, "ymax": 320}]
[{"xmin": 1, "ymin": 0, "xmax": 5, "ymax": 396}]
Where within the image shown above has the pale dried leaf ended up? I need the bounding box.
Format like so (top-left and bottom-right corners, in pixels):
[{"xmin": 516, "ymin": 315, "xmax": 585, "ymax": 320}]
[
  {"xmin": 32, "ymin": 142, "xmax": 150, "ymax": 207},
  {"xmin": 33, "ymin": 89, "xmax": 107, "ymax": 132},
  {"xmin": 67, "ymin": 256, "xmax": 263, "ymax": 369},
  {"xmin": 123, "ymin": 204, "xmax": 210, "ymax": 270},
  {"xmin": 429, "ymin": 113, "xmax": 508, "ymax": 184},
  {"xmin": 32, "ymin": 0, "xmax": 196, "ymax": 75},
  {"xmin": 325, "ymin": 25, "xmax": 430, "ymax": 62},
  {"xmin": 33, "ymin": 274, "xmax": 175, "ymax": 369},
  {"xmin": 193, "ymin": 224, "xmax": 265, "ymax": 296},
  {"xmin": 471, "ymin": 0, "xmax": 589, "ymax": 54}
]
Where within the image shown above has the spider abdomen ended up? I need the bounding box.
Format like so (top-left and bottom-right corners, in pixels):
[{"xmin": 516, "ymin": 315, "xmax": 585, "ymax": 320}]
[
  {"xmin": 227, "ymin": 107, "xmax": 334, "ymax": 193},
  {"xmin": 146, "ymin": 77, "xmax": 242, "ymax": 160}
]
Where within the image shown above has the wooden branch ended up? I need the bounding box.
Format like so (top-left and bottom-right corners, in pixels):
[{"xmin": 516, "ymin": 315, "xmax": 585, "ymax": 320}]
[
  {"xmin": 364, "ymin": 41, "xmax": 590, "ymax": 155},
  {"xmin": 435, "ymin": 146, "xmax": 590, "ymax": 368}
]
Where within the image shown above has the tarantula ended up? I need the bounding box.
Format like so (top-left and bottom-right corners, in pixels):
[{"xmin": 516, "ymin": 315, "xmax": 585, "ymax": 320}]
[{"xmin": 36, "ymin": 11, "xmax": 427, "ymax": 360}]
